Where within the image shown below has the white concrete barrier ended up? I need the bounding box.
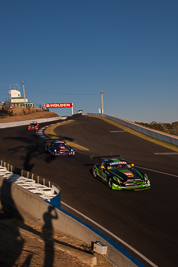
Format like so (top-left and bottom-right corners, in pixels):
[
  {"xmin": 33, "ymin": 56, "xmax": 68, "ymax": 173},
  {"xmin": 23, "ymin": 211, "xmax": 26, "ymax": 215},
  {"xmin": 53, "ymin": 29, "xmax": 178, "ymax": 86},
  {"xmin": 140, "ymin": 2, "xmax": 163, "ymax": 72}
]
[{"xmin": 0, "ymin": 116, "xmax": 61, "ymax": 128}]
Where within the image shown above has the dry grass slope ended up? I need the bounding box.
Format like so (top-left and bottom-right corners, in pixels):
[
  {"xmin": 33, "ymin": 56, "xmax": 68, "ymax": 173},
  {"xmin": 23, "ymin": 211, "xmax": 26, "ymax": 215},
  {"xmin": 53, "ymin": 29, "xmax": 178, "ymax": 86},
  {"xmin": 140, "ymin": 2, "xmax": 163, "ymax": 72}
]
[{"xmin": 0, "ymin": 106, "xmax": 59, "ymax": 123}]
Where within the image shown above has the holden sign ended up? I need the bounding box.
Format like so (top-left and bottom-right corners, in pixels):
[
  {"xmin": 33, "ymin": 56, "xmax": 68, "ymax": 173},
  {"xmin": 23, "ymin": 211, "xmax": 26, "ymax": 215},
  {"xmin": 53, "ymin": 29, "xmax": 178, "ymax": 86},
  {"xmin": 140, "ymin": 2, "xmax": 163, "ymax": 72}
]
[
  {"xmin": 44, "ymin": 102, "xmax": 74, "ymax": 115},
  {"xmin": 45, "ymin": 103, "xmax": 73, "ymax": 108}
]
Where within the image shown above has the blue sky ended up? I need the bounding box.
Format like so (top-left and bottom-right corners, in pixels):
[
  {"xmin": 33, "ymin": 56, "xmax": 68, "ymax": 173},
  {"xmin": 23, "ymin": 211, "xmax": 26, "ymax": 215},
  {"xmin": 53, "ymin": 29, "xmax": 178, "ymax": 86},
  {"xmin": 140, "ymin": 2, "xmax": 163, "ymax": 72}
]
[{"xmin": 0, "ymin": 0, "xmax": 178, "ymax": 123}]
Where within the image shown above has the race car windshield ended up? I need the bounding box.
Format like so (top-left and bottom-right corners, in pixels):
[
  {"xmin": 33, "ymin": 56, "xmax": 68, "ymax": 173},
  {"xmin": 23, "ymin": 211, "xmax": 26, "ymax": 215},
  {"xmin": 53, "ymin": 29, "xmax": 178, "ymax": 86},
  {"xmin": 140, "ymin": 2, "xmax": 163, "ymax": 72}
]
[
  {"xmin": 52, "ymin": 143, "xmax": 65, "ymax": 148},
  {"xmin": 53, "ymin": 141, "xmax": 65, "ymax": 144},
  {"xmin": 107, "ymin": 161, "xmax": 128, "ymax": 169}
]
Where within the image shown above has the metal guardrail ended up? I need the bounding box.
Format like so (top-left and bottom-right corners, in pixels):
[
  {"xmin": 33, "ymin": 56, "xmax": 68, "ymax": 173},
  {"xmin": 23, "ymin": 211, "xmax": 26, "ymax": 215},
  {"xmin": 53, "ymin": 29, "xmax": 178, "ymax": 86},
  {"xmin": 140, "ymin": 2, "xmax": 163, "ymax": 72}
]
[{"xmin": 84, "ymin": 113, "xmax": 178, "ymax": 146}]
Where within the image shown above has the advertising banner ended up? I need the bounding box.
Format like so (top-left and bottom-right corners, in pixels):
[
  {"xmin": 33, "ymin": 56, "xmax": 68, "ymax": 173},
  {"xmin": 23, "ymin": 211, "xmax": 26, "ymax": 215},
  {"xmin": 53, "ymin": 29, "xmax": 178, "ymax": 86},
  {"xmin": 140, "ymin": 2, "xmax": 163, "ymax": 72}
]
[{"xmin": 45, "ymin": 103, "xmax": 73, "ymax": 108}]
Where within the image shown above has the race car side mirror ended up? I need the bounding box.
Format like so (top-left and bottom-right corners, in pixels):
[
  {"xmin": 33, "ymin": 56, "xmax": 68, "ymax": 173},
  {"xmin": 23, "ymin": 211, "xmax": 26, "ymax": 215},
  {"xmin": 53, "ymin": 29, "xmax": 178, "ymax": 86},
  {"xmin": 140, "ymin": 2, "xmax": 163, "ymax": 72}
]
[{"xmin": 131, "ymin": 164, "xmax": 134, "ymax": 167}]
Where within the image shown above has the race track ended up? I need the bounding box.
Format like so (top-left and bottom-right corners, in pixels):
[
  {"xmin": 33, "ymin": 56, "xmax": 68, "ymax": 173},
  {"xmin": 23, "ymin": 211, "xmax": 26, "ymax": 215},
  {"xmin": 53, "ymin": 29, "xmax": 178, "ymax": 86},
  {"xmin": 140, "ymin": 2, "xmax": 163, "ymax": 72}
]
[{"xmin": 0, "ymin": 116, "xmax": 178, "ymax": 267}]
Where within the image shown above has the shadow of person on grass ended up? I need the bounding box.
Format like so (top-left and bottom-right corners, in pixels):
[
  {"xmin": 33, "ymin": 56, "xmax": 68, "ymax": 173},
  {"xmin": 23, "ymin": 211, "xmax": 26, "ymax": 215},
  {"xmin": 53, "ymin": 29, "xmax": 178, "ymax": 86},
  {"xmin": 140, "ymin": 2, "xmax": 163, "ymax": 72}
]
[{"xmin": 42, "ymin": 205, "xmax": 58, "ymax": 267}]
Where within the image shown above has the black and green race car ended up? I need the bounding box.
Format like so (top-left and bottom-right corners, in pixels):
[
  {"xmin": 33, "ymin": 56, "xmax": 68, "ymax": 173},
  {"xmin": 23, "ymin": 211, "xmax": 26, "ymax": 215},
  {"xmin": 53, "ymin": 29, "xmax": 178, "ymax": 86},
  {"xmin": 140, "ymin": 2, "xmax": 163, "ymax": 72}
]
[{"xmin": 91, "ymin": 155, "xmax": 151, "ymax": 191}]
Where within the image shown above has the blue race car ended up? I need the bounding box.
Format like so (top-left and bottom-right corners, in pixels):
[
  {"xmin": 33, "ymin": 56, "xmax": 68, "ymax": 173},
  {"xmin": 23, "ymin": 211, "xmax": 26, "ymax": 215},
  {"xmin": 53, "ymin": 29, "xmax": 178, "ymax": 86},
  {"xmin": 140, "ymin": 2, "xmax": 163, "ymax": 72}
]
[{"xmin": 45, "ymin": 140, "xmax": 75, "ymax": 156}]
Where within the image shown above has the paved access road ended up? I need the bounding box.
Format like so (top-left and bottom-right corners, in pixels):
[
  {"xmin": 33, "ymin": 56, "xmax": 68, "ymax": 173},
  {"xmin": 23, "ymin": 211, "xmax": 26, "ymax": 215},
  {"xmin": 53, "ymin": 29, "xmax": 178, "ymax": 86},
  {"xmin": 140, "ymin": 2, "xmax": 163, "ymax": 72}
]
[{"xmin": 0, "ymin": 116, "xmax": 178, "ymax": 267}]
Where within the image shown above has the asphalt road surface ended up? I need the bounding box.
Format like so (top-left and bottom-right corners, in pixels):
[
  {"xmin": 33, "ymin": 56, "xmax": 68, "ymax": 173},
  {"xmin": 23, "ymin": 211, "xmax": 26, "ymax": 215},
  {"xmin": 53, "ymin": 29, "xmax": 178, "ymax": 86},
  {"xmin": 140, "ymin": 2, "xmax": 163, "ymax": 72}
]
[{"xmin": 0, "ymin": 116, "xmax": 178, "ymax": 267}]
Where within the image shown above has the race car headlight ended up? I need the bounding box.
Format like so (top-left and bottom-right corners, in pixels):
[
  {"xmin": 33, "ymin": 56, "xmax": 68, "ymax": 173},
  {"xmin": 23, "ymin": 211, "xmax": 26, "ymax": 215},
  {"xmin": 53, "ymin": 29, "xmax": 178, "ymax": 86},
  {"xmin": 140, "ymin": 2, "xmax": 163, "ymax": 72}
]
[
  {"xmin": 114, "ymin": 177, "xmax": 121, "ymax": 184},
  {"xmin": 144, "ymin": 174, "xmax": 148, "ymax": 182}
]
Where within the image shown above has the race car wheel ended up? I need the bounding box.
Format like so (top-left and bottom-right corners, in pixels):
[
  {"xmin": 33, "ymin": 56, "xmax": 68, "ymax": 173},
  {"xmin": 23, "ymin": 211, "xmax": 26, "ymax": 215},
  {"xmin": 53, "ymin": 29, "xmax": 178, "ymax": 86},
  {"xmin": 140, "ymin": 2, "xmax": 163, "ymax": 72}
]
[
  {"xmin": 92, "ymin": 167, "xmax": 97, "ymax": 178},
  {"xmin": 108, "ymin": 177, "xmax": 113, "ymax": 189}
]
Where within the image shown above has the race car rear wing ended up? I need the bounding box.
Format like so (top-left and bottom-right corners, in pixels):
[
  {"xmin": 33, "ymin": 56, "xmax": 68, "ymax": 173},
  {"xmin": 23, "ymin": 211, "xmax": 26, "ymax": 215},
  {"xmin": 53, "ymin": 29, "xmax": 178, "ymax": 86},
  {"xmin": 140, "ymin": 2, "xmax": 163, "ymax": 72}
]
[{"xmin": 90, "ymin": 154, "xmax": 121, "ymax": 160}]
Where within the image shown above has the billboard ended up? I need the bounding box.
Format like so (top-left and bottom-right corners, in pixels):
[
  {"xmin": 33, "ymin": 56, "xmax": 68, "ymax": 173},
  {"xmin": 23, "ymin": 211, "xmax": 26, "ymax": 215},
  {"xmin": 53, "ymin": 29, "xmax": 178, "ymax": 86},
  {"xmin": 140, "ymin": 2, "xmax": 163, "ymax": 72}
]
[{"xmin": 45, "ymin": 103, "xmax": 73, "ymax": 108}]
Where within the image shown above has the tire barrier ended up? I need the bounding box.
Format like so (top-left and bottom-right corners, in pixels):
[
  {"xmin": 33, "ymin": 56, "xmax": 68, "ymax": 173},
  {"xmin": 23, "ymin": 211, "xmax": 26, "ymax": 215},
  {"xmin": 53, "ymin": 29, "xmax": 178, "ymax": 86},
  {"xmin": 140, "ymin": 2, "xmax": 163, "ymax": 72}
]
[
  {"xmin": 0, "ymin": 160, "xmax": 61, "ymax": 209},
  {"xmin": 84, "ymin": 113, "xmax": 178, "ymax": 146}
]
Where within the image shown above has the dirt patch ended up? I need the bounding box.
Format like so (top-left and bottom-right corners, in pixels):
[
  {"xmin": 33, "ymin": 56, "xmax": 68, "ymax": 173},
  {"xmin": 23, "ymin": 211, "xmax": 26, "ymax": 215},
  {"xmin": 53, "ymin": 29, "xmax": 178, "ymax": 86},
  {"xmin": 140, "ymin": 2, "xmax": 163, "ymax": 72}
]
[{"xmin": 0, "ymin": 209, "xmax": 113, "ymax": 267}]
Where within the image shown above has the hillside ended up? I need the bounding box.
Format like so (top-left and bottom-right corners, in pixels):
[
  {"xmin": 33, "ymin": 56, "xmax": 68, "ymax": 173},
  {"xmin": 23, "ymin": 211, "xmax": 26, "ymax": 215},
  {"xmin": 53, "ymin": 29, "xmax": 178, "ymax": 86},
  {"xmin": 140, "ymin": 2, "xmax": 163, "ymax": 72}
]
[
  {"xmin": 136, "ymin": 121, "xmax": 178, "ymax": 137},
  {"xmin": 0, "ymin": 106, "xmax": 59, "ymax": 123}
]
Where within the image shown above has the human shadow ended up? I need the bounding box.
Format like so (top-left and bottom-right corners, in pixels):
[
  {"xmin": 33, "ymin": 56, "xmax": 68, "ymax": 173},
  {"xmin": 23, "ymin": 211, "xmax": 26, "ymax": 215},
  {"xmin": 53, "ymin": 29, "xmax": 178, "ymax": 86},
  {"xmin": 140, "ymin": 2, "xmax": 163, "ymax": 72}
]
[
  {"xmin": 20, "ymin": 254, "xmax": 33, "ymax": 267},
  {"xmin": 4, "ymin": 136, "xmax": 44, "ymax": 172},
  {"xmin": 45, "ymin": 133, "xmax": 74, "ymax": 143},
  {"xmin": 42, "ymin": 206, "xmax": 58, "ymax": 267},
  {"xmin": 0, "ymin": 176, "xmax": 93, "ymax": 266},
  {"xmin": 0, "ymin": 177, "xmax": 25, "ymax": 266}
]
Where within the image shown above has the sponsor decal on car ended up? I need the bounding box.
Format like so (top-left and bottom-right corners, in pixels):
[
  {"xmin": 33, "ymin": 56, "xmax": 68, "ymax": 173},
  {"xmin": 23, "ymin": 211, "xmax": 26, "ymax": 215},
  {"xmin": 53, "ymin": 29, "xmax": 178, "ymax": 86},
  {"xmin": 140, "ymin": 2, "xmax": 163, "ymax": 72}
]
[{"xmin": 124, "ymin": 172, "xmax": 133, "ymax": 177}]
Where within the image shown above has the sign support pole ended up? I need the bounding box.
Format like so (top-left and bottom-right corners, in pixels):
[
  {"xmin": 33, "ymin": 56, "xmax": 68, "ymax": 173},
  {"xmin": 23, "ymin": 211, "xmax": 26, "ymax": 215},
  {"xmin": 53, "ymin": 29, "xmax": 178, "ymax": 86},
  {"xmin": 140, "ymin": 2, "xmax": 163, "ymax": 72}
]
[{"xmin": 100, "ymin": 91, "xmax": 104, "ymax": 114}]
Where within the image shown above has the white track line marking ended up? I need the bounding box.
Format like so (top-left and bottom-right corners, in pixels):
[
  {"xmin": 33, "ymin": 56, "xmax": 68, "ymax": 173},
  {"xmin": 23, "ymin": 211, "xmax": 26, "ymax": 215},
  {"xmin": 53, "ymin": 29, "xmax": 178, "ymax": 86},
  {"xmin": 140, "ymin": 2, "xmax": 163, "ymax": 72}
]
[
  {"xmin": 154, "ymin": 152, "xmax": 178, "ymax": 155},
  {"xmin": 137, "ymin": 166, "xmax": 178, "ymax": 178},
  {"xmin": 110, "ymin": 130, "xmax": 125, "ymax": 132},
  {"xmin": 61, "ymin": 201, "xmax": 158, "ymax": 267},
  {"xmin": 77, "ymin": 152, "xmax": 178, "ymax": 178}
]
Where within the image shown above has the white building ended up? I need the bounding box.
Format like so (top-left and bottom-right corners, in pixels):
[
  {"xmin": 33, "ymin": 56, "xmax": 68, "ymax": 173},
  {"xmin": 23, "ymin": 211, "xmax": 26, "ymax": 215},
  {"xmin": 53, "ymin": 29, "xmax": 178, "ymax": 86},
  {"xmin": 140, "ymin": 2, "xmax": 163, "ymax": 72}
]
[
  {"xmin": 9, "ymin": 90, "xmax": 21, "ymax": 98},
  {"xmin": 5, "ymin": 89, "xmax": 34, "ymax": 107}
]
